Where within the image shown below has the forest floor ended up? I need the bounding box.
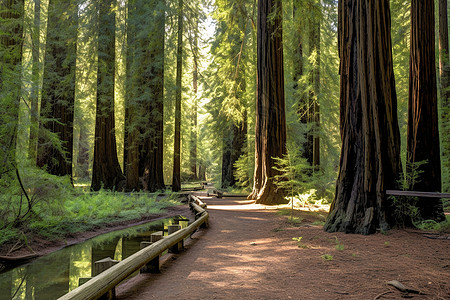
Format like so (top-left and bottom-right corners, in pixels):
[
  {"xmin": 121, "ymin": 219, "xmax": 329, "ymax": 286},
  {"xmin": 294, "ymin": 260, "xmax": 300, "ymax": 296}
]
[{"xmin": 116, "ymin": 193, "xmax": 450, "ymax": 300}]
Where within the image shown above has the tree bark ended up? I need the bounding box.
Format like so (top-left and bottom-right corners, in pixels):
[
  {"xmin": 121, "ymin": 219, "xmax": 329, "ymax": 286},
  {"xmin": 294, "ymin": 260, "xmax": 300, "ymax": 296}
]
[
  {"xmin": 28, "ymin": 0, "xmax": 40, "ymax": 162},
  {"xmin": 439, "ymin": 0, "xmax": 449, "ymax": 193},
  {"xmin": 172, "ymin": 0, "xmax": 183, "ymax": 192},
  {"xmin": 189, "ymin": 16, "xmax": 199, "ymax": 181},
  {"xmin": 38, "ymin": 0, "xmax": 76, "ymax": 178},
  {"xmin": 124, "ymin": 0, "xmax": 139, "ymax": 191},
  {"xmin": 324, "ymin": 0, "xmax": 402, "ymax": 234},
  {"xmin": 143, "ymin": 0, "xmax": 165, "ymax": 192},
  {"xmin": 91, "ymin": 0, "xmax": 125, "ymax": 191},
  {"xmin": 248, "ymin": 0, "xmax": 287, "ymax": 205},
  {"xmin": 407, "ymin": 0, "xmax": 445, "ymax": 221},
  {"xmin": 0, "ymin": 0, "xmax": 24, "ymax": 179}
]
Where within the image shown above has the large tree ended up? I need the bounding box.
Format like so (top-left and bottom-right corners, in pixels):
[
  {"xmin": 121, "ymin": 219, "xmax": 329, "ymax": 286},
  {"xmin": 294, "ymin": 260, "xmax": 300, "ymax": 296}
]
[
  {"xmin": 0, "ymin": 0, "xmax": 24, "ymax": 178},
  {"xmin": 125, "ymin": 0, "xmax": 165, "ymax": 192},
  {"xmin": 324, "ymin": 0, "xmax": 402, "ymax": 234},
  {"xmin": 248, "ymin": 0, "xmax": 287, "ymax": 205},
  {"xmin": 439, "ymin": 0, "xmax": 449, "ymax": 192},
  {"xmin": 172, "ymin": 0, "xmax": 183, "ymax": 192},
  {"xmin": 407, "ymin": 0, "xmax": 445, "ymax": 221},
  {"xmin": 38, "ymin": 0, "xmax": 77, "ymax": 178},
  {"xmin": 143, "ymin": 0, "xmax": 165, "ymax": 192},
  {"xmin": 91, "ymin": 0, "xmax": 124, "ymax": 191}
]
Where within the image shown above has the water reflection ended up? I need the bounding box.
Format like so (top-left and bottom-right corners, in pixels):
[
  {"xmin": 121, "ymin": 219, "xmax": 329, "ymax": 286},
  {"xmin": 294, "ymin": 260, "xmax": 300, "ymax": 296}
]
[{"xmin": 0, "ymin": 216, "xmax": 189, "ymax": 300}]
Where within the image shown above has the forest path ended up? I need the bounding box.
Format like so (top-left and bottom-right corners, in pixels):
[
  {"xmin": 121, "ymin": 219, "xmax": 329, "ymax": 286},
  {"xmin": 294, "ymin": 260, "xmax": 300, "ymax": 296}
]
[{"xmin": 116, "ymin": 193, "xmax": 450, "ymax": 300}]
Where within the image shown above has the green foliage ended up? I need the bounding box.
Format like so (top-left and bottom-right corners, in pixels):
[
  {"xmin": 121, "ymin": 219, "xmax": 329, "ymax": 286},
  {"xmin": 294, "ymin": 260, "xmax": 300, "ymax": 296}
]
[
  {"xmin": 334, "ymin": 237, "xmax": 344, "ymax": 251},
  {"xmin": 292, "ymin": 236, "xmax": 309, "ymax": 248},
  {"xmin": 0, "ymin": 165, "xmax": 182, "ymax": 246},
  {"xmin": 321, "ymin": 254, "xmax": 333, "ymax": 261},
  {"xmin": 390, "ymin": 160, "xmax": 427, "ymax": 227}
]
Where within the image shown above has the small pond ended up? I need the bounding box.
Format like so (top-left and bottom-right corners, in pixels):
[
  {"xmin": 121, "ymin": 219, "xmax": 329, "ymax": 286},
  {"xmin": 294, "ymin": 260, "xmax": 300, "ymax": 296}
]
[{"xmin": 0, "ymin": 216, "xmax": 189, "ymax": 300}]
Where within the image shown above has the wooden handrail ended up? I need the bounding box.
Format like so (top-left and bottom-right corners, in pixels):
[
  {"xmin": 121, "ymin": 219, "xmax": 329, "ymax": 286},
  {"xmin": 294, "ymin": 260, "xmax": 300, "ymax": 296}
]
[
  {"xmin": 58, "ymin": 196, "xmax": 208, "ymax": 300},
  {"xmin": 386, "ymin": 190, "xmax": 450, "ymax": 198}
]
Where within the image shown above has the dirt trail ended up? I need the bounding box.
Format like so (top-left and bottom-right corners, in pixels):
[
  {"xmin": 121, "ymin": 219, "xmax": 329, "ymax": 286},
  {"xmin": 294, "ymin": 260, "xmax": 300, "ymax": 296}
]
[{"xmin": 117, "ymin": 194, "xmax": 449, "ymax": 300}]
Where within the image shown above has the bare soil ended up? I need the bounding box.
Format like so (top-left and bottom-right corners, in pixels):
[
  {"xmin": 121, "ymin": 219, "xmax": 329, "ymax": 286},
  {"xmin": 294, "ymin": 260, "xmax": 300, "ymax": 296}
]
[{"xmin": 116, "ymin": 194, "xmax": 449, "ymax": 300}]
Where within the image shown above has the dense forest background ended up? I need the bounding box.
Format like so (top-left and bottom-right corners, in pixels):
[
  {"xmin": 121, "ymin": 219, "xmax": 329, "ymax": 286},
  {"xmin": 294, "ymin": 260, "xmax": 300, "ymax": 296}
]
[{"xmin": 0, "ymin": 0, "xmax": 449, "ymax": 241}]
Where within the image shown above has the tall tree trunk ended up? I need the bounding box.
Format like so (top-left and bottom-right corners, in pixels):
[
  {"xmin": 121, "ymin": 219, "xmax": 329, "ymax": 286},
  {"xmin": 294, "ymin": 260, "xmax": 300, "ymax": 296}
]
[
  {"xmin": 439, "ymin": 0, "xmax": 449, "ymax": 192},
  {"xmin": 144, "ymin": 0, "xmax": 165, "ymax": 192},
  {"xmin": 28, "ymin": 0, "xmax": 40, "ymax": 162},
  {"xmin": 91, "ymin": 0, "xmax": 124, "ymax": 191},
  {"xmin": 189, "ymin": 16, "xmax": 198, "ymax": 181},
  {"xmin": 0, "ymin": 0, "xmax": 24, "ymax": 179},
  {"xmin": 310, "ymin": 1, "xmax": 320, "ymax": 168},
  {"xmin": 221, "ymin": 125, "xmax": 232, "ymax": 188},
  {"xmin": 124, "ymin": 0, "xmax": 139, "ymax": 191},
  {"xmin": 248, "ymin": 0, "xmax": 287, "ymax": 205},
  {"xmin": 324, "ymin": 0, "xmax": 402, "ymax": 234},
  {"xmin": 38, "ymin": 0, "xmax": 77, "ymax": 178},
  {"xmin": 172, "ymin": 0, "xmax": 183, "ymax": 192},
  {"xmin": 407, "ymin": 0, "xmax": 445, "ymax": 221}
]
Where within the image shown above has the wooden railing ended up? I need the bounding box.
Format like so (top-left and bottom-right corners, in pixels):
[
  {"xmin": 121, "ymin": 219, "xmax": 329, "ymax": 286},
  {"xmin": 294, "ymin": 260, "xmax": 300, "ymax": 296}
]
[
  {"xmin": 386, "ymin": 190, "xmax": 450, "ymax": 198},
  {"xmin": 58, "ymin": 194, "xmax": 208, "ymax": 300}
]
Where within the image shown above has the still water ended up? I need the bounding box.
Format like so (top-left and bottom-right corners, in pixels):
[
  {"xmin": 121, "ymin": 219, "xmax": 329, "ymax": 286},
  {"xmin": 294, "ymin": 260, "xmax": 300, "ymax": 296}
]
[{"xmin": 0, "ymin": 216, "xmax": 189, "ymax": 300}]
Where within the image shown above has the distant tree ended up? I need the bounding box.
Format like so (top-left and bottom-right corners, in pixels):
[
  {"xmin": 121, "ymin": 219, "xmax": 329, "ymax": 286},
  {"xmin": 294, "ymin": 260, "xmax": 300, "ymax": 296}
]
[
  {"xmin": 0, "ymin": 0, "xmax": 24, "ymax": 178},
  {"xmin": 91, "ymin": 0, "xmax": 124, "ymax": 191},
  {"xmin": 324, "ymin": 0, "xmax": 402, "ymax": 234},
  {"xmin": 172, "ymin": 0, "xmax": 183, "ymax": 192},
  {"xmin": 248, "ymin": 0, "xmax": 287, "ymax": 205},
  {"xmin": 407, "ymin": 0, "xmax": 445, "ymax": 221},
  {"xmin": 189, "ymin": 13, "xmax": 199, "ymax": 181},
  {"xmin": 28, "ymin": 0, "xmax": 40, "ymax": 162},
  {"xmin": 124, "ymin": 0, "xmax": 140, "ymax": 191},
  {"xmin": 38, "ymin": 0, "xmax": 77, "ymax": 178},
  {"xmin": 125, "ymin": 0, "xmax": 165, "ymax": 192}
]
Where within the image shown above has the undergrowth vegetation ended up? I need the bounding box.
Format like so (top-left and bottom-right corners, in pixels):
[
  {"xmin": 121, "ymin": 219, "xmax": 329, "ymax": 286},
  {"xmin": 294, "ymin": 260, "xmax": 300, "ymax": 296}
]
[{"xmin": 0, "ymin": 167, "xmax": 182, "ymax": 248}]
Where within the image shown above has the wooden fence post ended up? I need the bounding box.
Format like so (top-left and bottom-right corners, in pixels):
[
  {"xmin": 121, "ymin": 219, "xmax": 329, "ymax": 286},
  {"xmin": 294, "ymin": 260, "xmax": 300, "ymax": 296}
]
[
  {"xmin": 93, "ymin": 257, "xmax": 119, "ymax": 300},
  {"xmin": 167, "ymin": 225, "xmax": 182, "ymax": 253}
]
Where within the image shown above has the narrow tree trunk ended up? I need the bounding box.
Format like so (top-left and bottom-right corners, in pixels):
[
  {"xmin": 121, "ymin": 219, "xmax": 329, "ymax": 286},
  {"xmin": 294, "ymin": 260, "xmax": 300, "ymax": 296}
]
[
  {"xmin": 124, "ymin": 0, "xmax": 139, "ymax": 191},
  {"xmin": 439, "ymin": 0, "xmax": 450, "ymax": 192},
  {"xmin": 91, "ymin": 0, "xmax": 124, "ymax": 191},
  {"xmin": 407, "ymin": 0, "xmax": 445, "ymax": 221},
  {"xmin": 189, "ymin": 16, "xmax": 199, "ymax": 181},
  {"xmin": 28, "ymin": 0, "xmax": 40, "ymax": 162},
  {"xmin": 248, "ymin": 0, "xmax": 287, "ymax": 205},
  {"xmin": 324, "ymin": 0, "xmax": 402, "ymax": 234},
  {"xmin": 311, "ymin": 2, "xmax": 320, "ymax": 168},
  {"xmin": 172, "ymin": 0, "xmax": 183, "ymax": 192},
  {"xmin": 221, "ymin": 125, "xmax": 232, "ymax": 188},
  {"xmin": 38, "ymin": 0, "xmax": 76, "ymax": 178}
]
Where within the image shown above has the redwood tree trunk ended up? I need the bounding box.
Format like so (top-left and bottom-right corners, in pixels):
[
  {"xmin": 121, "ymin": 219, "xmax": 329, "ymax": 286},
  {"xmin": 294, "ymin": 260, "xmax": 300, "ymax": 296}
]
[
  {"xmin": 124, "ymin": 0, "xmax": 139, "ymax": 191},
  {"xmin": 324, "ymin": 0, "xmax": 402, "ymax": 234},
  {"xmin": 172, "ymin": 0, "xmax": 183, "ymax": 192},
  {"xmin": 189, "ymin": 16, "xmax": 199, "ymax": 181},
  {"xmin": 38, "ymin": 0, "xmax": 77, "ymax": 178},
  {"xmin": 407, "ymin": 0, "xmax": 445, "ymax": 221},
  {"xmin": 248, "ymin": 0, "xmax": 287, "ymax": 205},
  {"xmin": 439, "ymin": 0, "xmax": 449, "ymax": 192},
  {"xmin": 143, "ymin": 0, "xmax": 165, "ymax": 192},
  {"xmin": 0, "ymin": 0, "xmax": 24, "ymax": 178},
  {"xmin": 91, "ymin": 0, "xmax": 124, "ymax": 191}
]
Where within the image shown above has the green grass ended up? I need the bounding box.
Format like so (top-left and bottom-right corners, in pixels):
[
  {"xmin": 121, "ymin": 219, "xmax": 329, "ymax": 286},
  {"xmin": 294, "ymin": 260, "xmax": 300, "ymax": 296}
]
[
  {"xmin": 321, "ymin": 254, "xmax": 333, "ymax": 261},
  {"xmin": 0, "ymin": 186, "xmax": 182, "ymax": 246}
]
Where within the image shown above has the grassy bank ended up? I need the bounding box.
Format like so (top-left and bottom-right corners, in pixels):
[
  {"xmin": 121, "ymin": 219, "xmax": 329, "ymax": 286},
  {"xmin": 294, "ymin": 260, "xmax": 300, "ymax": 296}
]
[{"xmin": 0, "ymin": 168, "xmax": 183, "ymax": 250}]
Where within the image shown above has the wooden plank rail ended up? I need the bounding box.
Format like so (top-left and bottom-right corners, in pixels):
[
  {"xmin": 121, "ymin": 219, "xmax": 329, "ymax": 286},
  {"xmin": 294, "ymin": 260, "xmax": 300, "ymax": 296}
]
[
  {"xmin": 386, "ymin": 190, "xmax": 450, "ymax": 198},
  {"xmin": 58, "ymin": 195, "xmax": 208, "ymax": 300}
]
